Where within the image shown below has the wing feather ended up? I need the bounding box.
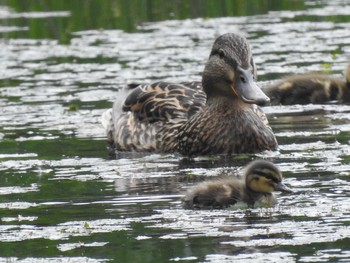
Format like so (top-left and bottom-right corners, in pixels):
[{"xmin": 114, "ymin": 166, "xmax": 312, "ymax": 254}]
[{"xmin": 122, "ymin": 81, "xmax": 206, "ymax": 123}]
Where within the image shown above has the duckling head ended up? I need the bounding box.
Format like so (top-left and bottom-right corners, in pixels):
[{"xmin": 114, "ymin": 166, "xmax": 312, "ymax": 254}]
[
  {"xmin": 202, "ymin": 33, "xmax": 270, "ymax": 105},
  {"xmin": 245, "ymin": 160, "xmax": 292, "ymax": 194}
]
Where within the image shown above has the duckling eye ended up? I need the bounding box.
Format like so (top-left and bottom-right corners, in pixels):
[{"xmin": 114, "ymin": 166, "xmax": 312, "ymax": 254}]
[{"xmin": 265, "ymin": 175, "xmax": 279, "ymax": 184}]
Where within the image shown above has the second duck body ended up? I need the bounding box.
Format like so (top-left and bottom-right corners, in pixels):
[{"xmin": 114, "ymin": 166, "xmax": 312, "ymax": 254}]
[{"xmin": 264, "ymin": 64, "xmax": 350, "ymax": 105}]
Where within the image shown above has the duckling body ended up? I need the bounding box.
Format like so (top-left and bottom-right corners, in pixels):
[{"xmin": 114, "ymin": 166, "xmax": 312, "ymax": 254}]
[
  {"xmin": 264, "ymin": 64, "xmax": 350, "ymax": 105},
  {"xmin": 102, "ymin": 33, "xmax": 277, "ymax": 156},
  {"xmin": 182, "ymin": 160, "xmax": 292, "ymax": 209}
]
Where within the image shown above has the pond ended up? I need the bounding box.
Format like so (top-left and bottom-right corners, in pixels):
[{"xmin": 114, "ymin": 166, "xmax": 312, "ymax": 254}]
[{"xmin": 1, "ymin": 0, "xmax": 350, "ymax": 262}]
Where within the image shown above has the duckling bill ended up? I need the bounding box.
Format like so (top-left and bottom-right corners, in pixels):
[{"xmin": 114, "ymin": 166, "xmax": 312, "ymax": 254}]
[
  {"xmin": 182, "ymin": 160, "xmax": 292, "ymax": 209},
  {"xmin": 264, "ymin": 64, "xmax": 350, "ymax": 105},
  {"xmin": 102, "ymin": 33, "xmax": 277, "ymax": 156}
]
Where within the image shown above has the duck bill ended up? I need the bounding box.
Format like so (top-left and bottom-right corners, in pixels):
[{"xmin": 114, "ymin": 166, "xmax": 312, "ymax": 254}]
[
  {"xmin": 232, "ymin": 67, "xmax": 270, "ymax": 105},
  {"xmin": 275, "ymin": 182, "xmax": 293, "ymax": 193}
]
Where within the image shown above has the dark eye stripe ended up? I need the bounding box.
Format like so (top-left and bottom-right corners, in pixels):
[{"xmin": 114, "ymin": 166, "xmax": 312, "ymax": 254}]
[
  {"xmin": 254, "ymin": 171, "xmax": 280, "ymax": 183},
  {"xmin": 210, "ymin": 49, "xmax": 221, "ymax": 57},
  {"xmin": 210, "ymin": 49, "xmax": 238, "ymax": 69}
]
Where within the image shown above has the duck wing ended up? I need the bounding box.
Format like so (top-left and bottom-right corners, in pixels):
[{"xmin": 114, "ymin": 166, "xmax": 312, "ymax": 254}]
[
  {"xmin": 122, "ymin": 81, "xmax": 206, "ymax": 122},
  {"xmin": 108, "ymin": 81, "xmax": 206, "ymax": 152}
]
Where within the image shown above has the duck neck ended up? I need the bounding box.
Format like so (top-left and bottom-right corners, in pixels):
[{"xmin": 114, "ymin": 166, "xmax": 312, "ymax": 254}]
[
  {"xmin": 202, "ymin": 77, "xmax": 251, "ymax": 109},
  {"xmin": 202, "ymin": 72, "xmax": 236, "ymax": 100},
  {"xmin": 205, "ymin": 94, "xmax": 252, "ymax": 111}
]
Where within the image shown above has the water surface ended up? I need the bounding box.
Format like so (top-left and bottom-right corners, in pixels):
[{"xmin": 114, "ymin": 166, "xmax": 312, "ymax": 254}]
[{"xmin": 1, "ymin": 1, "xmax": 350, "ymax": 262}]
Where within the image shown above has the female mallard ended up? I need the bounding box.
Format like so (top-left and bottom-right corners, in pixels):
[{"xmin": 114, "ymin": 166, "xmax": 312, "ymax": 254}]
[
  {"xmin": 102, "ymin": 33, "xmax": 277, "ymax": 156},
  {"xmin": 264, "ymin": 64, "xmax": 350, "ymax": 105},
  {"xmin": 182, "ymin": 160, "xmax": 292, "ymax": 209}
]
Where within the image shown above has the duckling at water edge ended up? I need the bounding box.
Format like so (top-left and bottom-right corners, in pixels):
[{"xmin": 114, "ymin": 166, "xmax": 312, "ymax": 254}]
[{"xmin": 182, "ymin": 160, "xmax": 292, "ymax": 209}]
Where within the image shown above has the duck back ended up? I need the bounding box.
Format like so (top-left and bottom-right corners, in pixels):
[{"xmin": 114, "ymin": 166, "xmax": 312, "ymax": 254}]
[{"xmin": 107, "ymin": 82, "xmax": 206, "ymax": 152}]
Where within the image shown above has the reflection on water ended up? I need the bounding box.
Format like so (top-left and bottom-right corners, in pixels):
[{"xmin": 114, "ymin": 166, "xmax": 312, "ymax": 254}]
[{"xmin": 1, "ymin": 0, "xmax": 350, "ymax": 262}]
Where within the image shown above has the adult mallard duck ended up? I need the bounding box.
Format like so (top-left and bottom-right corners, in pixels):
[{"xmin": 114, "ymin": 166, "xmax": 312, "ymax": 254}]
[
  {"xmin": 102, "ymin": 33, "xmax": 277, "ymax": 156},
  {"xmin": 264, "ymin": 64, "xmax": 350, "ymax": 105},
  {"xmin": 182, "ymin": 160, "xmax": 292, "ymax": 209}
]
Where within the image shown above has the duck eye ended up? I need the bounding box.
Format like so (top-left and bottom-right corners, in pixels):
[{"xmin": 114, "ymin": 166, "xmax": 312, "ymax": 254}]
[
  {"xmin": 239, "ymin": 74, "xmax": 247, "ymax": 83},
  {"xmin": 218, "ymin": 49, "xmax": 225, "ymax": 59}
]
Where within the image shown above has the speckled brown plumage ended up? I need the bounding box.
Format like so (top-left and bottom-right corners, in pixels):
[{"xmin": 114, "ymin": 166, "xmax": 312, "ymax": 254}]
[
  {"xmin": 264, "ymin": 64, "xmax": 350, "ymax": 105},
  {"xmin": 182, "ymin": 160, "xmax": 292, "ymax": 209},
  {"xmin": 106, "ymin": 81, "xmax": 205, "ymax": 152},
  {"xmin": 102, "ymin": 33, "xmax": 278, "ymax": 156},
  {"xmin": 177, "ymin": 98, "xmax": 276, "ymax": 156}
]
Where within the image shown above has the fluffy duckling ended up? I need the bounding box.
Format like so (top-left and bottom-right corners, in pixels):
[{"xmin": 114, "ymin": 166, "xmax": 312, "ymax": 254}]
[
  {"xmin": 102, "ymin": 33, "xmax": 277, "ymax": 156},
  {"xmin": 182, "ymin": 160, "xmax": 292, "ymax": 209},
  {"xmin": 264, "ymin": 64, "xmax": 350, "ymax": 105}
]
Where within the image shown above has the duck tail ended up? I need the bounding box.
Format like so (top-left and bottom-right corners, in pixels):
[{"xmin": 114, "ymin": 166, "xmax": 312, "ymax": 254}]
[
  {"xmin": 101, "ymin": 108, "xmax": 113, "ymax": 131},
  {"xmin": 101, "ymin": 84, "xmax": 138, "ymax": 131}
]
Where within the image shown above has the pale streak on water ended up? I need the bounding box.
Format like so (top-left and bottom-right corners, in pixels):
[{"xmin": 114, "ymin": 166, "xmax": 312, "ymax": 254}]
[{"xmin": 1, "ymin": 1, "xmax": 350, "ymax": 262}]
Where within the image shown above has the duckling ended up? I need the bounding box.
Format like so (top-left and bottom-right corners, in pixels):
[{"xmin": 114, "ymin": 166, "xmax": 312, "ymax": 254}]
[
  {"xmin": 102, "ymin": 33, "xmax": 277, "ymax": 156},
  {"xmin": 182, "ymin": 160, "xmax": 292, "ymax": 209},
  {"xmin": 263, "ymin": 64, "xmax": 350, "ymax": 105}
]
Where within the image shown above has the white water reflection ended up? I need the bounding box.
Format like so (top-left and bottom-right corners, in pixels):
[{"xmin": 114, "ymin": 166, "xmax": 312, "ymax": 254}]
[{"xmin": 1, "ymin": 1, "xmax": 350, "ymax": 262}]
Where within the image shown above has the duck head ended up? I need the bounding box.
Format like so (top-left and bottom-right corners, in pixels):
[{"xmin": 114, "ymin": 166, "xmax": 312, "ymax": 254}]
[
  {"xmin": 245, "ymin": 160, "xmax": 292, "ymax": 194},
  {"xmin": 202, "ymin": 33, "xmax": 270, "ymax": 105}
]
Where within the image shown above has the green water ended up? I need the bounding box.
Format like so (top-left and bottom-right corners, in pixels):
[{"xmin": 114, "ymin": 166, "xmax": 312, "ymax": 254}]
[
  {"xmin": 1, "ymin": 0, "xmax": 350, "ymax": 262},
  {"xmin": 4, "ymin": 0, "xmax": 306, "ymax": 40}
]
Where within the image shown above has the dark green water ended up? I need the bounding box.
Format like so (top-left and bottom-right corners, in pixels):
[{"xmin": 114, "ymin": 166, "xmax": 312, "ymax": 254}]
[{"xmin": 1, "ymin": 0, "xmax": 350, "ymax": 262}]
